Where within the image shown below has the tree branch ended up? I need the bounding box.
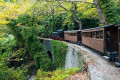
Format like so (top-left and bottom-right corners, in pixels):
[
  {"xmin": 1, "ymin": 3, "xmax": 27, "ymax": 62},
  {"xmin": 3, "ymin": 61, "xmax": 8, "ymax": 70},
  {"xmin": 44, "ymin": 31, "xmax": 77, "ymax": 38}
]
[
  {"xmin": 72, "ymin": 10, "xmax": 80, "ymax": 23},
  {"xmin": 56, "ymin": 1, "xmax": 82, "ymax": 29},
  {"xmin": 67, "ymin": 1, "xmax": 94, "ymax": 4},
  {"xmin": 56, "ymin": 0, "xmax": 68, "ymax": 10},
  {"xmin": 45, "ymin": 0, "xmax": 94, "ymax": 4}
]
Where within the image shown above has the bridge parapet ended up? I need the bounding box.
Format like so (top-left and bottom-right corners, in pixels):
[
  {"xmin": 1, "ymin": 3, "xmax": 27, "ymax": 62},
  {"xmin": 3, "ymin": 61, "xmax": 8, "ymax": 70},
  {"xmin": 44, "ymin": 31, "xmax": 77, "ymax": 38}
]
[
  {"xmin": 38, "ymin": 37, "xmax": 53, "ymax": 61},
  {"xmin": 38, "ymin": 37, "xmax": 53, "ymax": 53},
  {"xmin": 43, "ymin": 39, "xmax": 52, "ymax": 53}
]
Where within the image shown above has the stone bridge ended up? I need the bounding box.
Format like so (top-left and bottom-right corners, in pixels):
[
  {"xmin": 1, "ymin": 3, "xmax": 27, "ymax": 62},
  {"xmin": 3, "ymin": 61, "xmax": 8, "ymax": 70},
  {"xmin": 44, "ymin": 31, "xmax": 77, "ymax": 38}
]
[
  {"xmin": 38, "ymin": 37, "xmax": 120, "ymax": 80},
  {"xmin": 38, "ymin": 37, "xmax": 82, "ymax": 68},
  {"xmin": 39, "ymin": 37, "xmax": 54, "ymax": 61}
]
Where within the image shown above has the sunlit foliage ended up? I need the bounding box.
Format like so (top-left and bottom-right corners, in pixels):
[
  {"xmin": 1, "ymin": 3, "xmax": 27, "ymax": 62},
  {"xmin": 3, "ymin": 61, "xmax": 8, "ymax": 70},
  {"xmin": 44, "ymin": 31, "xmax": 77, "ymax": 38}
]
[{"xmin": 36, "ymin": 67, "xmax": 81, "ymax": 80}]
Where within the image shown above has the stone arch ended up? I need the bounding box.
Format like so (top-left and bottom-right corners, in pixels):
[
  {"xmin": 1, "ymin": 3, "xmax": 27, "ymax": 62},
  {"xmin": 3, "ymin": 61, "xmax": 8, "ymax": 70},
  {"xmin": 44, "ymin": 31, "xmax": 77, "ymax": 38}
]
[{"xmin": 47, "ymin": 51, "xmax": 53, "ymax": 61}]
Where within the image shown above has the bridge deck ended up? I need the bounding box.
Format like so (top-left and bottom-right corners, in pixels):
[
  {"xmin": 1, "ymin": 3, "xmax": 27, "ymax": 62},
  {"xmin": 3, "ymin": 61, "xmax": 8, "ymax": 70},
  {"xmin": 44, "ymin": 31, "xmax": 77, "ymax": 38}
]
[{"xmin": 37, "ymin": 37, "xmax": 52, "ymax": 41}]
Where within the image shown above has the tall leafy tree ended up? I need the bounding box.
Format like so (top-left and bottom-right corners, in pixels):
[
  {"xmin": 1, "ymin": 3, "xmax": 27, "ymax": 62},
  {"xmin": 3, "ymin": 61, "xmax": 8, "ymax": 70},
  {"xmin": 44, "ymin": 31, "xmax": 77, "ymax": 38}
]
[
  {"xmin": 99, "ymin": 0, "xmax": 120, "ymax": 24},
  {"xmin": 0, "ymin": 0, "xmax": 34, "ymax": 35},
  {"xmin": 55, "ymin": 0, "xmax": 99, "ymax": 29},
  {"xmin": 93, "ymin": 0, "xmax": 108, "ymax": 25},
  {"xmin": 56, "ymin": 0, "xmax": 108, "ymax": 26}
]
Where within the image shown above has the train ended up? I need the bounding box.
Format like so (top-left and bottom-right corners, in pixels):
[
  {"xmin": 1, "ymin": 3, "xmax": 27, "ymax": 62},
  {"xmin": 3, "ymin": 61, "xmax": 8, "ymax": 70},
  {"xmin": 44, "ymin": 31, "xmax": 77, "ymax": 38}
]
[{"xmin": 51, "ymin": 24, "xmax": 120, "ymax": 66}]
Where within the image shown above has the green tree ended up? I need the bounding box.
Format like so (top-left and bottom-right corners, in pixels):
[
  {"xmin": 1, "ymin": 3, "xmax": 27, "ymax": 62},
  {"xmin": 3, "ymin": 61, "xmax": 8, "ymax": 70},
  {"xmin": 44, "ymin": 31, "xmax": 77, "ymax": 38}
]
[{"xmin": 100, "ymin": 0, "xmax": 120, "ymax": 24}]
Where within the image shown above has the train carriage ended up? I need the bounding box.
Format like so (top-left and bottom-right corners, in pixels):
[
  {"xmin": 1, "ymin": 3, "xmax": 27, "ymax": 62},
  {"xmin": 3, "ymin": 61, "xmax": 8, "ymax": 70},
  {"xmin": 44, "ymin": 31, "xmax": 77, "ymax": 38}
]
[
  {"xmin": 51, "ymin": 24, "xmax": 120, "ymax": 65},
  {"xmin": 64, "ymin": 30, "xmax": 82, "ymax": 44},
  {"xmin": 82, "ymin": 24, "xmax": 120, "ymax": 62}
]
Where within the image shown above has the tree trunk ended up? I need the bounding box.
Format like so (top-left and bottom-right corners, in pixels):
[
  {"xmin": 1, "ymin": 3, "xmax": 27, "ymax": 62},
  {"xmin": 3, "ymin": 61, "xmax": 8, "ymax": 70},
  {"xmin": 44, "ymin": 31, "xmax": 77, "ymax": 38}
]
[
  {"xmin": 52, "ymin": 9, "xmax": 55, "ymax": 31},
  {"xmin": 57, "ymin": 1, "xmax": 83, "ymax": 30},
  {"xmin": 78, "ymin": 22, "xmax": 82, "ymax": 30},
  {"xmin": 42, "ymin": 18, "xmax": 51, "ymax": 38},
  {"xmin": 93, "ymin": 0, "xmax": 108, "ymax": 25},
  {"xmin": 73, "ymin": 10, "xmax": 82, "ymax": 30},
  {"xmin": 72, "ymin": 3, "xmax": 82, "ymax": 30}
]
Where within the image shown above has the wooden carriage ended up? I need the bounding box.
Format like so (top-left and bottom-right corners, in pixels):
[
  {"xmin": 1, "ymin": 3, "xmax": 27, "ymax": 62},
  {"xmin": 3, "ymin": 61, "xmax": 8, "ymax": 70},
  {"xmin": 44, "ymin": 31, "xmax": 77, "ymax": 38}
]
[
  {"xmin": 64, "ymin": 30, "xmax": 82, "ymax": 44},
  {"xmin": 82, "ymin": 24, "xmax": 120, "ymax": 62}
]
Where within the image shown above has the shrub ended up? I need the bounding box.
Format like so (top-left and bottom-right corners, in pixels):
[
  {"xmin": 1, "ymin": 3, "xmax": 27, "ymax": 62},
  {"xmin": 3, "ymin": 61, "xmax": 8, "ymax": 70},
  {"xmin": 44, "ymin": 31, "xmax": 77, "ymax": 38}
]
[
  {"xmin": 34, "ymin": 50, "xmax": 54, "ymax": 71},
  {"xmin": 0, "ymin": 63, "xmax": 27, "ymax": 80},
  {"xmin": 52, "ymin": 40, "xmax": 68, "ymax": 68},
  {"xmin": 6, "ymin": 67, "xmax": 27, "ymax": 80},
  {"xmin": 36, "ymin": 67, "xmax": 81, "ymax": 80}
]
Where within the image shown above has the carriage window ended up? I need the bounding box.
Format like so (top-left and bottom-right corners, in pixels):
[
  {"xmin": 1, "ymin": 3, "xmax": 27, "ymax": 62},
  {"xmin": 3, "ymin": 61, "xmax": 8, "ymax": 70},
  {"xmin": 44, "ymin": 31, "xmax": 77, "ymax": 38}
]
[
  {"xmin": 88, "ymin": 32, "xmax": 90, "ymax": 37},
  {"xmin": 96, "ymin": 31, "xmax": 99, "ymax": 38},
  {"xmin": 107, "ymin": 31, "xmax": 110, "ymax": 37},
  {"xmin": 84, "ymin": 32, "xmax": 88, "ymax": 37},
  {"xmin": 75, "ymin": 33, "xmax": 77, "ymax": 36},
  {"xmin": 100, "ymin": 31, "xmax": 103, "ymax": 39},
  {"xmin": 85, "ymin": 33, "xmax": 86, "ymax": 37},
  {"xmin": 87, "ymin": 33, "xmax": 89, "ymax": 37},
  {"xmin": 66, "ymin": 33, "xmax": 68, "ymax": 36},
  {"xmin": 87, "ymin": 32, "xmax": 89, "ymax": 37},
  {"xmin": 86, "ymin": 33, "xmax": 88, "ymax": 37},
  {"xmin": 73, "ymin": 33, "xmax": 75, "ymax": 36},
  {"xmin": 84, "ymin": 33, "xmax": 86, "ymax": 37},
  {"xmin": 86, "ymin": 33, "xmax": 87, "ymax": 37},
  {"xmin": 72, "ymin": 33, "xmax": 74, "ymax": 36},
  {"xmin": 85, "ymin": 33, "xmax": 87, "ymax": 37},
  {"xmin": 73, "ymin": 33, "xmax": 76, "ymax": 36},
  {"xmin": 83, "ymin": 33, "xmax": 85, "ymax": 37},
  {"xmin": 93, "ymin": 32, "xmax": 96, "ymax": 38},
  {"xmin": 89, "ymin": 32, "xmax": 91, "ymax": 37},
  {"xmin": 68, "ymin": 33, "xmax": 70, "ymax": 36},
  {"xmin": 73, "ymin": 33, "xmax": 74, "ymax": 36},
  {"xmin": 70, "ymin": 33, "xmax": 76, "ymax": 36},
  {"xmin": 90, "ymin": 32, "xmax": 92, "ymax": 38},
  {"xmin": 89, "ymin": 32, "xmax": 90, "ymax": 37},
  {"xmin": 74, "ymin": 33, "xmax": 76, "ymax": 36}
]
